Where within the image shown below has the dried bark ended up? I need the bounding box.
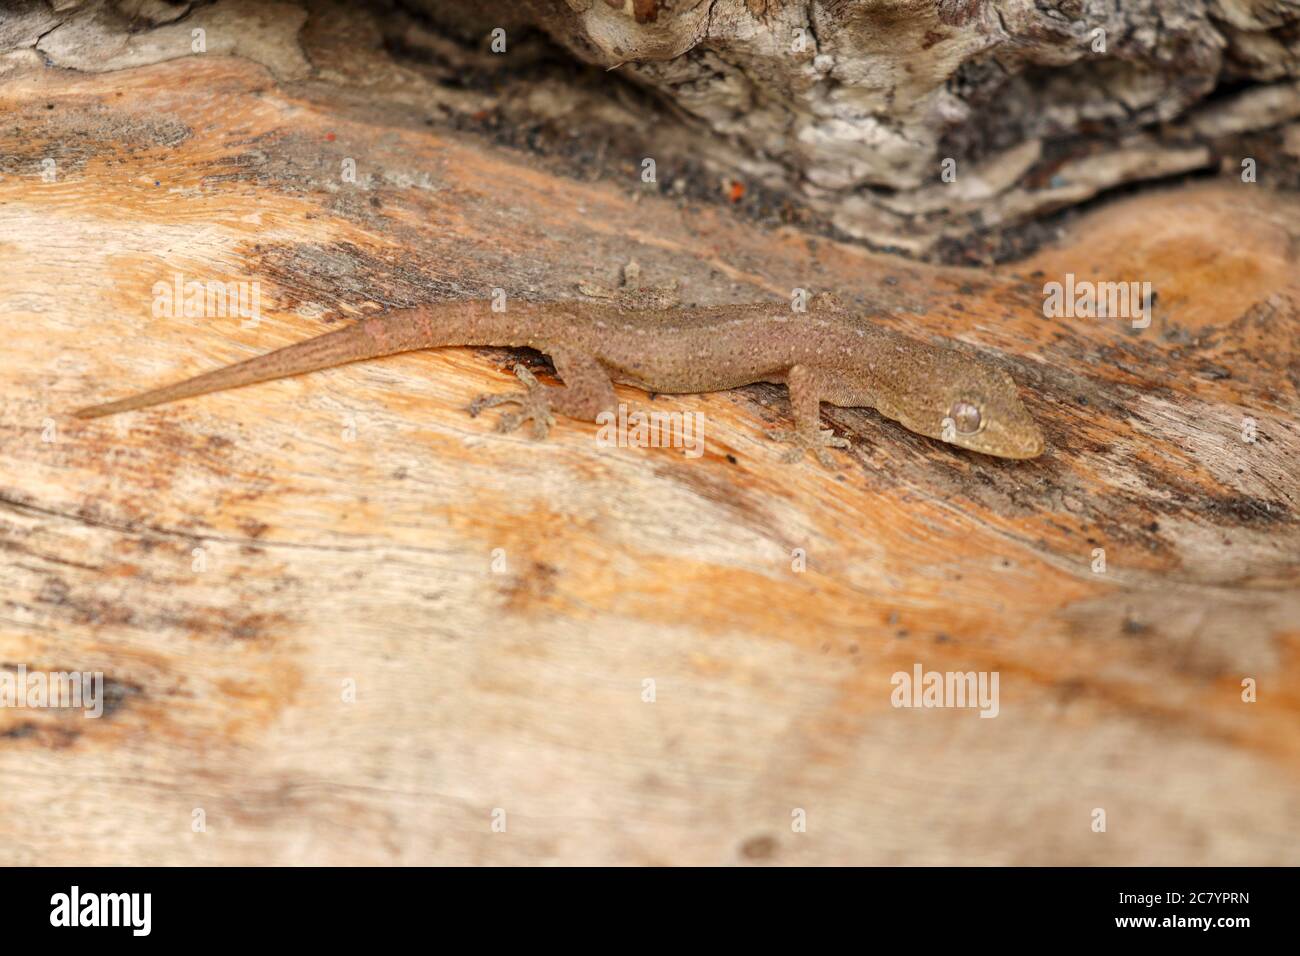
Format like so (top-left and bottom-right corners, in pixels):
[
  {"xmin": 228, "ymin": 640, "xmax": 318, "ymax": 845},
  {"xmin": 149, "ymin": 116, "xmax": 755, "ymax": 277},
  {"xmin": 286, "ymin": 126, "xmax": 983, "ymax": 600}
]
[
  {"xmin": 7, "ymin": 0, "xmax": 1299, "ymax": 257},
  {"xmin": 409, "ymin": 0, "xmax": 1300, "ymax": 255}
]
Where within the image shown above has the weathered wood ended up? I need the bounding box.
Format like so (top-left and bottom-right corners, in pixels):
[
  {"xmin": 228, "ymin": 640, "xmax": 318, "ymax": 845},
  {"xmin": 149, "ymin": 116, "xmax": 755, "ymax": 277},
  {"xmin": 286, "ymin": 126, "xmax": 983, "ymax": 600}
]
[
  {"xmin": 11, "ymin": 0, "xmax": 1300, "ymax": 259},
  {"xmin": 0, "ymin": 54, "xmax": 1297, "ymax": 864},
  {"xmin": 413, "ymin": 0, "xmax": 1300, "ymax": 255}
]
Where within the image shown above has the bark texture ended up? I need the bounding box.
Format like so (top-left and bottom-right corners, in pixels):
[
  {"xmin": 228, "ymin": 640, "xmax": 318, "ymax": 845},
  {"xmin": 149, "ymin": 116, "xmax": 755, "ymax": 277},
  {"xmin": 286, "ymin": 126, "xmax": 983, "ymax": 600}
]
[
  {"xmin": 7, "ymin": 1, "xmax": 1300, "ymax": 256},
  {"xmin": 417, "ymin": 0, "xmax": 1300, "ymax": 255}
]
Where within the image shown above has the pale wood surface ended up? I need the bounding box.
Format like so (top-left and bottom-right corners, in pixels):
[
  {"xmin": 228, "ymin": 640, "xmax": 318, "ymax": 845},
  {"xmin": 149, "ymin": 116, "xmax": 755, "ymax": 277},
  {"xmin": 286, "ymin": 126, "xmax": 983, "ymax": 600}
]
[{"xmin": 0, "ymin": 56, "xmax": 1297, "ymax": 865}]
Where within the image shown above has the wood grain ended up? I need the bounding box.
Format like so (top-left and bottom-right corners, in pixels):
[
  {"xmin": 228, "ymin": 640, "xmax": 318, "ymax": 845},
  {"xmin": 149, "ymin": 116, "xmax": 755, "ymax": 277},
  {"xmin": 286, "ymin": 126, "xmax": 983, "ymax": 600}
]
[{"xmin": 0, "ymin": 56, "xmax": 1297, "ymax": 865}]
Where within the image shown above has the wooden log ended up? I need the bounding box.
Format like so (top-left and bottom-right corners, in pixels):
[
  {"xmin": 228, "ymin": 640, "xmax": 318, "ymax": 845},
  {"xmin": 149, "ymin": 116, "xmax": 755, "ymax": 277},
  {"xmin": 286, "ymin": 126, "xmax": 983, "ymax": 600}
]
[{"xmin": 0, "ymin": 55, "xmax": 1296, "ymax": 864}]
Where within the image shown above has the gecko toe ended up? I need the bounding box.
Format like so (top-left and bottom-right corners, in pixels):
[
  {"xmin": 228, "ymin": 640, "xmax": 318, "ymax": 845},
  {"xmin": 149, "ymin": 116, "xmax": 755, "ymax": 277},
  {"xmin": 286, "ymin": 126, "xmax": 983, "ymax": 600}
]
[
  {"xmin": 469, "ymin": 365, "xmax": 554, "ymax": 433},
  {"xmin": 469, "ymin": 393, "xmax": 520, "ymax": 417},
  {"xmin": 529, "ymin": 412, "xmax": 555, "ymax": 439},
  {"xmin": 765, "ymin": 427, "xmax": 848, "ymax": 468},
  {"xmin": 474, "ymin": 372, "xmax": 555, "ymax": 438},
  {"xmin": 490, "ymin": 403, "xmax": 553, "ymax": 438}
]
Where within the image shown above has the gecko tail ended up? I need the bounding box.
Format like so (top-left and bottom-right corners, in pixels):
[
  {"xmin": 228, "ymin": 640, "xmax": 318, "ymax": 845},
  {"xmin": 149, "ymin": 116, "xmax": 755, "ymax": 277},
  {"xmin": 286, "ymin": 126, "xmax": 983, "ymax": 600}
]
[{"xmin": 73, "ymin": 322, "xmax": 399, "ymax": 419}]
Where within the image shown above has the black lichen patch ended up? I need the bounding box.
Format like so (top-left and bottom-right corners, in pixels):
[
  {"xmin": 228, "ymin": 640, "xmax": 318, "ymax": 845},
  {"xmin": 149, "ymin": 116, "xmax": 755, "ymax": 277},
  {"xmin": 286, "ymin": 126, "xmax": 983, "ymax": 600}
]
[
  {"xmin": 250, "ymin": 240, "xmax": 463, "ymax": 315},
  {"xmin": 205, "ymin": 129, "xmax": 370, "ymax": 196},
  {"xmin": 25, "ymin": 542, "xmax": 291, "ymax": 646},
  {"xmin": 1201, "ymin": 493, "xmax": 1291, "ymax": 525},
  {"xmin": 0, "ymin": 665, "xmax": 141, "ymax": 747},
  {"xmin": 99, "ymin": 677, "xmax": 144, "ymax": 720},
  {"xmin": 0, "ymin": 722, "xmax": 38, "ymax": 740},
  {"xmin": 498, "ymin": 559, "xmax": 560, "ymax": 612},
  {"xmin": 651, "ymin": 451, "xmax": 785, "ymax": 538},
  {"xmin": 0, "ymin": 720, "xmax": 80, "ymax": 748},
  {"xmin": 0, "ymin": 101, "xmax": 190, "ymax": 177},
  {"xmin": 1124, "ymin": 454, "xmax": 1293, "ymax": 527},
  {"xmin": 1121, "ymin": 615, "xmax": 1151, "ymax": 637}
]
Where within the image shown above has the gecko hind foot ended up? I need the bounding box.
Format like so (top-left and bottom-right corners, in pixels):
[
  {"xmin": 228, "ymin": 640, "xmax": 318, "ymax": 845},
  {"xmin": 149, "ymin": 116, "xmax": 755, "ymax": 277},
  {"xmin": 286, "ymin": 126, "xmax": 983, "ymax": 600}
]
[
  {"xmin": 765, "ymin": 427, "xmax": 850, "ymax": 468},
  {"xmin": 468, "ymin": 365, "xmax": 556, "ymax": 439}
]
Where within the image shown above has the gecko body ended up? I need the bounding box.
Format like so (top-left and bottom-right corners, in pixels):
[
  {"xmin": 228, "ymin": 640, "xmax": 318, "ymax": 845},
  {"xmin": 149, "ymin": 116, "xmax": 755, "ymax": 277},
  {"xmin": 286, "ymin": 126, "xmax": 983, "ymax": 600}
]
[{"xmin": 74, "ymin": 296, "xmax": 1045, "ymax": 462}]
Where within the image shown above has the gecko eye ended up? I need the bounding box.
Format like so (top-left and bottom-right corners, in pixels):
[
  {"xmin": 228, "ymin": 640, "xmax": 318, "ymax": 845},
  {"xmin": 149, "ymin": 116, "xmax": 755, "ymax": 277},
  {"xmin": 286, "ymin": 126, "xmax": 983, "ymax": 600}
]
[{"xmin": 949, "ymin": 401, "xmax": 982, "ymax": 434}]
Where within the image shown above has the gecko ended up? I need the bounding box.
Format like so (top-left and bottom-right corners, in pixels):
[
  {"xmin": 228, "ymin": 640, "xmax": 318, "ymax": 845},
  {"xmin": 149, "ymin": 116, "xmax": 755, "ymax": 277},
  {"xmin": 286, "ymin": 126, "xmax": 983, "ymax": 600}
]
[{"xmin": 72, "ymin": 292, "xmax": 1045, "ymax": 463}]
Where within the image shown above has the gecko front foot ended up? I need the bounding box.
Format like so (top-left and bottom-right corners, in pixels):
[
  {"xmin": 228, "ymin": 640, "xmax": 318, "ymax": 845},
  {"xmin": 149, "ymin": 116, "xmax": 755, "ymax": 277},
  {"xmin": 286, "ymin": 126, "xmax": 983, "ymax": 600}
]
[
  {"xmin": 468, "ymin": 365, "xmax": 556, "ymax": 439},
  {"xmin": 765, "ymin": 427, "xmax": 850, "ymax": 468}
]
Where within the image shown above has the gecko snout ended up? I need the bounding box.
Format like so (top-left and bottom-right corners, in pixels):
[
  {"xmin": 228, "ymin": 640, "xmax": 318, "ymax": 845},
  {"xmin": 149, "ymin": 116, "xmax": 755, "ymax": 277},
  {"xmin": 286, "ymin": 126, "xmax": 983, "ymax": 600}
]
[{"xmin": 968, "ymin": 397, "xmax": 1044, "ymax": 459}]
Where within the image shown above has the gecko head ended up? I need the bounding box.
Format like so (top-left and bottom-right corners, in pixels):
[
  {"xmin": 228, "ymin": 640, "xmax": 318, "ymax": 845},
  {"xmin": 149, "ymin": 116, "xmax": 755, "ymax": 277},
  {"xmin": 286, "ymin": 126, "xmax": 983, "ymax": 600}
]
[{"xmin": 880, "ymin": 343, "xmax": 1044, "ymax": 459}]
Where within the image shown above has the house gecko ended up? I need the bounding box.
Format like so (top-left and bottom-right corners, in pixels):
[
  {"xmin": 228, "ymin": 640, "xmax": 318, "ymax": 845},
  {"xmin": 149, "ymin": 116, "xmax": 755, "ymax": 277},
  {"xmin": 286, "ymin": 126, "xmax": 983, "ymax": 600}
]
[{"xmin": 73, "ymin": 292, "xmax": 1045, "ymax": 463}]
